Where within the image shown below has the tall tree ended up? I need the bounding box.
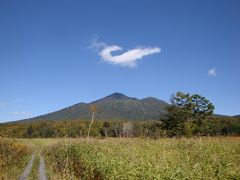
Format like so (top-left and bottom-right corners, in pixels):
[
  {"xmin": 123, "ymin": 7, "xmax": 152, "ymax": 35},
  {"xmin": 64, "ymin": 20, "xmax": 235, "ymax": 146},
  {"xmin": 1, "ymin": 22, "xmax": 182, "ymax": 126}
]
[
  {"xmin": 191, "ymin": 94, "xmax": 215, "ymax": 126},
  {"xmin": 162, "ymin": 92, "xmax": 214, "ymax": 136}
]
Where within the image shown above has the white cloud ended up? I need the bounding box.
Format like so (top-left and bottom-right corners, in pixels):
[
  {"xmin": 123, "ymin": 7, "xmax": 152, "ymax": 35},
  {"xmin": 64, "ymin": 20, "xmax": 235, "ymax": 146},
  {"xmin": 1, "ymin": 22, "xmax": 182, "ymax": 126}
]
[
  {"xmin": 90, "ymin": 38, "xmax": 161, "ymax": 67},
  {"xmin": 12, "ymin": 111, "xmax": 31, "ymax": 117},
  {"xmin": 208, "ymin": 68, "xmax": 217, "ymax": 77},
  {"xmin": 99, "ymin": 45, "xmax": 161, "ymax": 67}
]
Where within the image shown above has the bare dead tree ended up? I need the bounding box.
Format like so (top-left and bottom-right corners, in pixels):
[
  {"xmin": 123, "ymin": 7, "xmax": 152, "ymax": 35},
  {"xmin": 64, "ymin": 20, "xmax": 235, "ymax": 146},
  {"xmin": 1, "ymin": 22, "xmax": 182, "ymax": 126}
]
[{"xmin": 87, "ymin": 105, "xmax": 97, "ymax": 139}]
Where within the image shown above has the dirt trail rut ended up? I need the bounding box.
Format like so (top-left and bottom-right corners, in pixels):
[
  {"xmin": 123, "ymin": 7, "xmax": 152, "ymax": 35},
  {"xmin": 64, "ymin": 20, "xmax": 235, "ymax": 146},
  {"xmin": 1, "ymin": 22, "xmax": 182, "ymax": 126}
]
[
  {"xmin": 18, "ymin": 154, "xmax": 35, "ymax": 180},
  {"xmin": 38, "ymin": 156, "xmax": 47, "ymax": 180},
  {"xmin": 18, "ymin": 154, "xmax": 48, "ymax": 180}
]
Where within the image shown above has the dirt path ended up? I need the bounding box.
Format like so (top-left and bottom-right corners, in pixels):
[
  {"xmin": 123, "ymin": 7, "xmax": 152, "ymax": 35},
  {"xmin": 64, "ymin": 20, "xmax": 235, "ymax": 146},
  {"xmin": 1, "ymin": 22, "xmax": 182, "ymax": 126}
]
[
  {"xmin": 18, "ymin": 154, "xmax": 35, "ymax": 180},
  {"xmin": 38, "ymin": 156, "xmax": 47, "ymax": 180}
]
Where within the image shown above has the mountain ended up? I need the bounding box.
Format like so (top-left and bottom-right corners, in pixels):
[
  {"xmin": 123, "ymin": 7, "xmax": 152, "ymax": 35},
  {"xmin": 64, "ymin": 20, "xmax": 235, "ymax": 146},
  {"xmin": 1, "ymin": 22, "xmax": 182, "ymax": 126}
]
[{"xmin": 20, "ymin": 93, "xmax": 169, "ymax": 122}]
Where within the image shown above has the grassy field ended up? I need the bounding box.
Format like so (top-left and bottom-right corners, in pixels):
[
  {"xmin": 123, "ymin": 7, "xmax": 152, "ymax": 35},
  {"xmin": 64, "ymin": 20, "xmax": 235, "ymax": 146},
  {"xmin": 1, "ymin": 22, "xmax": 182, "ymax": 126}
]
[
  {"xmin": 43, "ymin": 137, "xmax": 240, "ymax": 179},
  {"xmin": 1, "ymin": 137, "xmax": 240, "ymax": 179}
]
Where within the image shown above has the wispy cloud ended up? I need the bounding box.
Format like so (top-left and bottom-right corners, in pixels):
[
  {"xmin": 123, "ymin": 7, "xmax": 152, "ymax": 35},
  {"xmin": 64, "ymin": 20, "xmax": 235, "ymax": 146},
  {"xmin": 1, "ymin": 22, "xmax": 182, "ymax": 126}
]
[
  {"xmin": 89, "ymin": 38, "xmax": 161, "ymax": 67},
  {"xmin": 208, "ymin": 68, "xmax": 217, "ymax": 77},
  {"xmin": 12, "ymin": 111, "xmax": 31, "ymax": 117},
  {"xmin": 89, "ymin": 36, "xmax": 107, "ymax": 51}
]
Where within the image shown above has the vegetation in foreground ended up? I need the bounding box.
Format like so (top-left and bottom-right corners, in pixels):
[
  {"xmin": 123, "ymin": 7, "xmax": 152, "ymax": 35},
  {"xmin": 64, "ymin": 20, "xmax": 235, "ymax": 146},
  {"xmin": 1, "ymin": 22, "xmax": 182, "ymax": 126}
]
[
  {"xmin": 0, "ymin": 138, "xmax": 32, "ymax": 179},
  {"xmin": 44, "ymin": 137, "xmax": 240, "ymax": 179}
]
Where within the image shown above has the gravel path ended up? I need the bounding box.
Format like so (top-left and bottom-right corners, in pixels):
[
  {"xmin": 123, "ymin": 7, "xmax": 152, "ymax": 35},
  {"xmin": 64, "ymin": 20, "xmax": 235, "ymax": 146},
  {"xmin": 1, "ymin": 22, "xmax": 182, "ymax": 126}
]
[
  {"xmin": 18, "ymin": 154, "xmax": 35, "ymax": 180},
  {"xmin": 38, "ymin": 156, "xmax": 47, "ymax": 180}
]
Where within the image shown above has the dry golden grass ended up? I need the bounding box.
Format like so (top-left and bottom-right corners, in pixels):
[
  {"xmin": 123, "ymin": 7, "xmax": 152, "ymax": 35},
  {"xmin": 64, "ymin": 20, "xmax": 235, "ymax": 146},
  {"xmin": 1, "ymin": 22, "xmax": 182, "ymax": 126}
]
[
  {"xmin": 0, "ymin": 138, "xmax": 32, "ymax": 179},
  {"xmin": 43, "ymin": 137, "xmax": 240, "ymax": 179}
]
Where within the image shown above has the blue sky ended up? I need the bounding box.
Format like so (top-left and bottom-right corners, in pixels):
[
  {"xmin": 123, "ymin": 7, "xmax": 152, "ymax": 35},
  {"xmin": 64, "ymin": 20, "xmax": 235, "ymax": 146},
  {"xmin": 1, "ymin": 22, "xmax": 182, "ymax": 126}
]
[{"xmin": 0, "ymin": 0, "xmax": 239, "ymax": 122}]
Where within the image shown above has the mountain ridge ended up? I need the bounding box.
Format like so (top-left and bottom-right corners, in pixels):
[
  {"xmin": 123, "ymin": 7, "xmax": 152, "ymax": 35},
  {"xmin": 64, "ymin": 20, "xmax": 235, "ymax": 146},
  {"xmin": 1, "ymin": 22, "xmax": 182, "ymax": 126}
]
[{"xmin": 17, "ymin": 93, "xmax": 169, "ymax": 122}]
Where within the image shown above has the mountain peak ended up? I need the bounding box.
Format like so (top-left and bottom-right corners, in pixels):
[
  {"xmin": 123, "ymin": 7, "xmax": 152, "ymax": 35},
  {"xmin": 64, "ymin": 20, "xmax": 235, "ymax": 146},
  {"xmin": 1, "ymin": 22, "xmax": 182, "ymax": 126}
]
[{"xmin": 107, "ymin": 93, "xmax": 128, "ymax": 99}]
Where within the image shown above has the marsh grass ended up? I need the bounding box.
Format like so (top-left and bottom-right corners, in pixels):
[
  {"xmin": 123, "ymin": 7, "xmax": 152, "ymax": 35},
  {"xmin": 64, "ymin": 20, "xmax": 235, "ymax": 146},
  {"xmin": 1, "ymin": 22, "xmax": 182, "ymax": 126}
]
[
  {"xmin": 1, "ymin": 137, "xmax": 239, "ymax": 179},
  {"xmin": 44, "ymin": 137, "xmax": 240, "ymax": 179}
]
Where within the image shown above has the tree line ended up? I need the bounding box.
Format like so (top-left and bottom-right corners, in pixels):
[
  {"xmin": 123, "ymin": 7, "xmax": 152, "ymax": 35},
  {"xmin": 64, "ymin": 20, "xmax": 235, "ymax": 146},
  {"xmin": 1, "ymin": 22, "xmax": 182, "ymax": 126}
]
[
  {"xmin": 0, "ymin": 117, "xmax": 239, "ymax": 138},
  {"xmin": 0, "ymin": 92, "xmax": 239, "ymax": 138}
]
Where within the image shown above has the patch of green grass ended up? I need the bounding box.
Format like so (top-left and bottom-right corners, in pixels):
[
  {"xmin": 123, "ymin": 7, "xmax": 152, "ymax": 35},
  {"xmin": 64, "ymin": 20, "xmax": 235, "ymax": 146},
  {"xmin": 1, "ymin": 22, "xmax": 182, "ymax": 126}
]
[{"xmin": 19, "ymin": 138, "xmax": 61, "ymax": 150}]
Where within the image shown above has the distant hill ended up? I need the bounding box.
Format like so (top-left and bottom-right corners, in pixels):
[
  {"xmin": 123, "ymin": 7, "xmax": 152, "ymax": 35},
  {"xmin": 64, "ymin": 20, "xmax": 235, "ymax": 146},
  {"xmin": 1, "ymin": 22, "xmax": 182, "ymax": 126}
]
[{"xmin": 19, "ymin": 93, "xmax": 169, "ymax": 122}]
